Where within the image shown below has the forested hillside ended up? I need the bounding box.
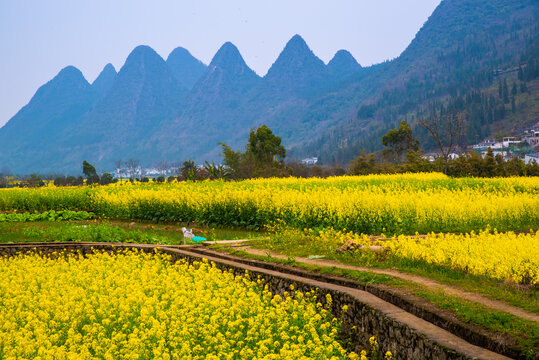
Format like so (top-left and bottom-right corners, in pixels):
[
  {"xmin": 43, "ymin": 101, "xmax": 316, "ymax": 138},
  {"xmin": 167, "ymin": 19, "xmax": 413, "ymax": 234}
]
[{"xmin": 297, "ymin": 0, "xmax": 538, "ymax": 163}]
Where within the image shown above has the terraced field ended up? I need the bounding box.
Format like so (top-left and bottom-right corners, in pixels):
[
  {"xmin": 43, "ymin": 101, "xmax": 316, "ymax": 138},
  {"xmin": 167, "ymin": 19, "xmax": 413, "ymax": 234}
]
[{"xmin": 0, "ymin": 173, "xmax": 537, "ymax": 359}]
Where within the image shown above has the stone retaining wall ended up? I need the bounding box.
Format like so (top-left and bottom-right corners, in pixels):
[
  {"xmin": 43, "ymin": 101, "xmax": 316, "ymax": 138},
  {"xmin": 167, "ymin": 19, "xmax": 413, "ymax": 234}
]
[
  {"xmin": 168, "ymin": 250, "xmax": 471, "ymax": 360},
  {"xmin": 188, "ymin": 247, "xmax": 522, "ymax": 359}
]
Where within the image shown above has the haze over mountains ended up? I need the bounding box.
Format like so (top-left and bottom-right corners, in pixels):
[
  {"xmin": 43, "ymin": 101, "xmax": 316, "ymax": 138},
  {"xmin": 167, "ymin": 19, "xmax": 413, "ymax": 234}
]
[{"xmin": 1, "ymin": 0, "xmax": 537, "ymax": 174}]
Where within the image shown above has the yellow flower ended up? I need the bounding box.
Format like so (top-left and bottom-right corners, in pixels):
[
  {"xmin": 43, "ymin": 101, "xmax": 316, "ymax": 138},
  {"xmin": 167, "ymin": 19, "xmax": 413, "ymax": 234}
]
[{"xmin": 0, "ymin": 250, "xmax": 357, "ymax": 359}]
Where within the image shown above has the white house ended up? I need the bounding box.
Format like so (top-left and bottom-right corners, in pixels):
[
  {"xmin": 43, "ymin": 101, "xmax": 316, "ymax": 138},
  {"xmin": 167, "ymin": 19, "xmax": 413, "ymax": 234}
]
[
  {"xmin": 472, "ymin": 140, "xmax": 496, "ymax": 150},
  {"xmin": 301, "ymin": 157, "xmax": 318, "ymax": 166},
  {"xmin": 502, "ymin": 137, "xmax": 520, "ymax": 148},
  {"xmin": 421, "ymin": 153, "xmax": 438, "ymax": 162},
  {"xmin": 472, "ymin": 140, "xmax": 502, "ymax": 151},
  {"xmin": 524, "ymin": 154, "xmax": 539, "ymax": 165}
]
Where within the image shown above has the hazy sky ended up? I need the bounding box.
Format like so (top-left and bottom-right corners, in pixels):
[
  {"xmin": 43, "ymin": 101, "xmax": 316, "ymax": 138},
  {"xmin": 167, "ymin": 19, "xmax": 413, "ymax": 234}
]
[{"xmin": 0, "ymin": 0, "xmax": 441, "ymax": 127}]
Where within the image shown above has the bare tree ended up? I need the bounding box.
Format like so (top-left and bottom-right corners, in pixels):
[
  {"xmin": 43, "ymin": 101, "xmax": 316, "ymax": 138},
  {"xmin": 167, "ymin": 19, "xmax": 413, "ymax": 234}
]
[
  {"xmin": 156, "ymin": 160, "xmax": 170, "ymax": 176},
  {"xmin": 0, "ymin": 166, "xmax": 11, "ymax": 188},
  {"xmin": 170, "ymin": 162, "xmax": 181, "ymax": 175},
  {"xmin": 418, "ymin": 111, "xmax": 466, "ymax": 174},
  {"xmin": 114, "ymin": 160, "xmax": 123, "ymax": 182},
  {"xmin": 125, "ymin": 159, "xmax": 140, "ymax": 180}
]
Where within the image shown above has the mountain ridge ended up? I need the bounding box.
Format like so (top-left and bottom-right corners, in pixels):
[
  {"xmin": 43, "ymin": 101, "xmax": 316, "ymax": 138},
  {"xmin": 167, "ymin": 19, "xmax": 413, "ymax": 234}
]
[
  {"xmin": 92, "ymin": 63, "xmax": 117, "ymax": 100},
  {"xmin": 153, "ymin": 42, "xmax": 263, "ymax": 164},
  {"xmin": 166, "ymin": 47, "xmax": 207, "ymax": 90},
  {"xmin": 0, "ymin": 65, "xmax": 93, "ymax": 146},
  {"xmin": 264, "ymin": 34, "xmax": 327, "ymax": 95},
  {"xmin": 0, "ymin": 0, "xmax": 537, "ymax": 174}
]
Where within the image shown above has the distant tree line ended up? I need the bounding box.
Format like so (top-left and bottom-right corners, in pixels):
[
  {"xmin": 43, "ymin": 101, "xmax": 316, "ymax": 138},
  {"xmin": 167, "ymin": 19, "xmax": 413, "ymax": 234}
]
[
  {"xmin": 350, "ymin": 119, "xmax": 539, "ymax": 177},
  {"xmin": 350, "ymin": 147, "xmax": 539, "ymax": 177},
  {"xmin": 2, "ymin": 161, "xmax": 118, "ymax": 188},
  {"xmin": 3, "ymin": 118, "xmax": 537, "ymax": 188},
  {"xmin": 0, "ymin": 167, "xmax": 52, "ymax": 188},
  {"xmin": 52, "ymin": 161, "xmax": 116, "ymax": 187}
]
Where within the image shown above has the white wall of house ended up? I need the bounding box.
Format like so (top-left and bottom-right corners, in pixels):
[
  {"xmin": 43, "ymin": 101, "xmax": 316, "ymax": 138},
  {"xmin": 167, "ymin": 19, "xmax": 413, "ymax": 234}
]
[{"xmin": 524, "ymin": 154, "xmax": 539, "ymax": 165}]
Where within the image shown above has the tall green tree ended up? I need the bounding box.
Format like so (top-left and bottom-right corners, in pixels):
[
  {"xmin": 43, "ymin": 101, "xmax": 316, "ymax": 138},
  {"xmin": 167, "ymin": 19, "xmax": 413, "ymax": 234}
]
[
  {"xmin": 219, "ymin": 125, "xmax": 286, "ymax": 179},
  {"xmin": 247, "ymin": 124, "xmax": 286, "ymax": 166},
  {"xmin": 99, "ymin": 173, "xmax": 115, "ymax": 185},
  {"xmin": 382, "ymin": 120, "xmax": 419, "ymax": 162},
  {"xmin": 247, "ymin": 125, "xmax": 286, "ymax": 164},
  {"xmin": 482, "ymin": 148, "xmax": 496, "ymax": 177},
  {"xmin": 247, "ymin": 124, "xmax": 287, "ymax": 178},
  {"xmin": 82, "ymin": 160, "xmax": 99, "ymax": 185}
]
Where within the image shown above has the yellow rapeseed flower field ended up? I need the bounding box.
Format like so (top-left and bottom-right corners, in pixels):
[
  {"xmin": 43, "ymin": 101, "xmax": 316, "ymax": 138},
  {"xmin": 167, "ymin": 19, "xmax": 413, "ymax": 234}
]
[
  {"xmin": 0, "ymin": 250, "xmax": 360, "ymax": 360},
  {"xmin": 385, "ymin": 230, "xmax": 539, "ymax": 285},
  {"xmin": 317, "ymin": 229, "xmax": 539, "ymax": 285},
  {"xmin": 1, "ymin": 173, "xmax": 537, "ymax": 234}
]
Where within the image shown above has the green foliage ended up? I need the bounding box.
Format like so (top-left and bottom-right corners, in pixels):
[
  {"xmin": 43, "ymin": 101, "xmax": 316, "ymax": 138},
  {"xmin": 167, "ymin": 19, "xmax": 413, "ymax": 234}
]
[
  {"xmin": 82, "ymin": 160, "xmax": 99, "ymax": 185},
  {"xmin": 382, "ymin": 120, "xmax": 419, "ymax": 162},
  {"xmin": 0, "ymin": 187, "xmax": 93, "ymax": 212},
  {"xmin": 12, "ymin": 223, "xmax": 178, "ymax": 245},
  {"xmin": 349, "ymin": 148, "xmax": 539, "ymax": 178},
  {"xmin": 220, "ymin": 125, "xmax": 287, "ymax": 179},
  {"xmin": 180, "ymin": 160, "xmax": 197, "ymax": 181},
  {"xmin": 0, "ymin": 210, "xmax": 94, "ymax": 223},
  {"xmin": 219, "ymin": 142, "xmax": 244, "ymax": 179},
  {"xmin": 0, "ymin": 220, "xmax": 262, "ymax": 245},
  {"xmin": 247, "ymin": 124, "xmax": 286, "ymax": 165},
  {"xmin": 99, "ymin": 173, "xmax": 115, "ymax": 185},
  {"xmin": 203, "ymin": 161, "xmax": 228, "ymax": 180},
  {"xmin": 413, "ymin": 290, "xmax": 538, "ymax": 357},
  {"xmin": 54, "ymin": 176, "xmax": 84, "ymax": 187},
  {"xmin": 24, "ymin": 174, "xmax": 45, "ymax": 188},
  {"xmin": 285, "ymin": 163, "xmax": 348, "ymax": 178},
  {"xmin": 350, "ymin": 152, "xmax": 378, "ymax": 175},
  {"xmin": 482, "ymin": 148, "xmax": 497, "ymax": 177}
]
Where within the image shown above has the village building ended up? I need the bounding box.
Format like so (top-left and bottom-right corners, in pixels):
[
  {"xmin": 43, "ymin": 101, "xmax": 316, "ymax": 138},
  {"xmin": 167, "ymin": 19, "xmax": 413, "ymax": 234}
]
[
  {"xmin": 524, "ymin": 153, "xmax": 539, "ymax": 165},
  {"xmin": 301, "ymin": 157, "xmax": 318, "ymax": 166},
  {"xmin": 470, "ymin": 122, "xmax": 539, "ymax": 161},
  {"xmin": 472, "ymin": 140, "xmax": 497, "ymax": 150},
  {"xmin": 502, "ymin": 137, "xmax": 520, "ymax": 148},
  {"xmin": 522, "ymin": 122, "xmax": 539, "ymax": 147}
]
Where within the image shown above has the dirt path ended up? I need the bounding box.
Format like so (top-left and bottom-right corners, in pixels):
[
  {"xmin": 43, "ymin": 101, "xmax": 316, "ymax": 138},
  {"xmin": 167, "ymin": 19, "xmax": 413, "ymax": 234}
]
[
  {"xmin": 175, "ymin": 247, "xmax": 512, "ymax": 360},
  {"xmin": 240, "ymin": 246, "xmax": 539, "ymax": 323}
]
